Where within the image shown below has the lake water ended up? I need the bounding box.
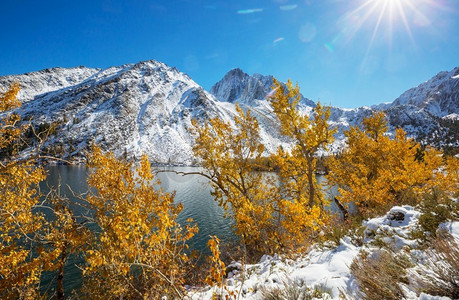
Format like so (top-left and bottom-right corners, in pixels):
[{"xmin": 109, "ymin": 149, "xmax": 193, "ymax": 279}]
[
  {"xmin": 42, "ymin": 165, "xmax": 236, "ymax": 252},
  {"xmin": 40, "ymin": 165, "xmax": 332, "ymax": 295}
]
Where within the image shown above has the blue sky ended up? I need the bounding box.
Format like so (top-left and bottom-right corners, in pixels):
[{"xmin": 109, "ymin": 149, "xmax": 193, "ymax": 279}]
[{"xmin": 1, "ymin": 0, "xmax": 458, "ymax": 108}]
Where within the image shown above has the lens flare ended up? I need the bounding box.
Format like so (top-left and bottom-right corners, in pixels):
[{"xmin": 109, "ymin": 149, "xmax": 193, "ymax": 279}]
[
  {"xmin": 237, "ymin": 8, "xmax": 263, "ymax": 14},
  {"xmin": 324, "ymin": 43, "xmax": 334, "ymax": 53},
  {"xmin": 338, "ymin": 0, "xmax": 444, "ymax": 72}
]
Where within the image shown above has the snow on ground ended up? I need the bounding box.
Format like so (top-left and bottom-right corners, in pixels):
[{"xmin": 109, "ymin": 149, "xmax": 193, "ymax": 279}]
[{"xmin": 188, "ymin": 206, "xmax": 459, "ymax": 299}]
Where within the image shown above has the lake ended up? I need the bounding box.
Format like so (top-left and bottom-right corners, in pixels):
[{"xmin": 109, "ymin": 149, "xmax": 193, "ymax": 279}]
[{"xmin": 40, "ymin": 165, "xmax": 333, "ymax": 295}]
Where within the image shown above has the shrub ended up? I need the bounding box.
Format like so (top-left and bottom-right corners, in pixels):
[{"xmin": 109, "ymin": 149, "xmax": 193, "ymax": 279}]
[
  {"xmin": 350, "ymin": 249, "xmax": 412, "ymax": 300},
  {"xmin": 414, "ymin": 188, "xmax": 459, "ymax": 240},
  {"xmin": 261, "ymin": 280, "xmax": 331, "ymax": 300},
  {"xmin": 415, "ymin": 231, "xmax": 459, "ymax": 299}
]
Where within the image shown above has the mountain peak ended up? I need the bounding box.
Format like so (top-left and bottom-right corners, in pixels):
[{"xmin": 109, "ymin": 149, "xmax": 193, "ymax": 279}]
[
  {"xmin": 210, "ymin": 68, "xmax": 315, "ymax": 107},
  {"xmin": 225, "ymin": 68, "xmax": 247, "ymax": 78},
  {"xmin": 389, "ymin": 66, "xmax": 459, "ymax": 117},
  {"xmin": 210, "ymin": 68, "xmax": 278, "ymax": 104}
]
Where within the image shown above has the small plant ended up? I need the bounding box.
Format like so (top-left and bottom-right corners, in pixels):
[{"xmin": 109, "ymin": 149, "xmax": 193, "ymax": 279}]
[
  {"xmin": 261, "ymin": 280, "xmax": 331, "ymax": 300},
  {"xmin": 205, "ymin": 236, "xmax": 237, "ymax": 300},
  {"xmin": 205, "ymin": 236, "xmax": 226, "ymax": 288},
  {"xmin": 322, "ymin": 215, "xmax": 365, "ymax": 248},
  {"xmin": 350, "ymin": 249, "xmax": 412, "ymax": 300},
  {"xmin": 412, "ymin": 188, "xmax": 459, "ymax": 241},
  {"xmin": 415, "ymin": 230, "xmax": 459, "ymax": 299}
]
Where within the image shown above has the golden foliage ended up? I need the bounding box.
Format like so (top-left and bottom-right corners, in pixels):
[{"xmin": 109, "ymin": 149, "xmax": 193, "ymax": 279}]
[
  {"xmin": 327, "ymin": 112, "xmax": 457, "ymax": 218},
  {"xmin": 0, "ymin": 83, "xmax": 199, "ymax": 298},
  {"xmin": 269, "ymin": 79, "xmax": 336, "ymax": 243},
  {"xmin": 191, "ymin": 79, "xmax": 335, "ymax": 256},
  {"xmin": 0, "ymin": 84, "xmax": 46, "ymax": 299},
  {"xmin": 205, "ymin": 236, "xmax": 226, "ymax": 288},
  {"xmin": 83, "ymin": 146, "xmax": 197, "ymax": 299},
  {"xmin": 191, "ymin": 104, "xmax": 281, "ymax": 256}
]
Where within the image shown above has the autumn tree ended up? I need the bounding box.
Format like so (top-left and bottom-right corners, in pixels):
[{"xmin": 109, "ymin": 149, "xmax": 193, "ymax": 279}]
[
  {"xmin": 0, "ymin": 83, "xmax": 90, "ymax": 299},
  {"xmin": 191, "ymin": 101, "xmax": 330, "ymax": 256},
  {"xmin": 82, "ymin": 146, "xmax": 197, "ymax": 299},
  {"xmin": 327, "ymin": 111, "xmax": 457, "ymax": 218},
  {"xmin": 0, "ymin": 84, "xmax": 199, "ymax": 298},
  {"xmin": 269, "ymin": 79, "xmax": 336, "ymax": 212},
  {"xmin": 191, "ymin": 104, "xmax": 281, "ymax": 256},
  {"xmin": 0, "ymin": 83, "xmax": 47, "ymax": 299}
]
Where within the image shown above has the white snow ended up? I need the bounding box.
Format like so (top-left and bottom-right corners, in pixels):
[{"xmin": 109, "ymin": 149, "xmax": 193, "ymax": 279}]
[
  {"xmin": 189, "ymin": 205, "xmax": 459, "ymax": 299},
  {"xmin": 442, "ymin": 113, "xmax": 459, "ymax": 120}
]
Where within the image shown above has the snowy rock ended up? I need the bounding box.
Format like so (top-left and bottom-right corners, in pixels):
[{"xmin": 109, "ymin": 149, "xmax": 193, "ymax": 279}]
[{"xmin": 363, "ymin": 206, "xmax": 420, "ymax": 248}]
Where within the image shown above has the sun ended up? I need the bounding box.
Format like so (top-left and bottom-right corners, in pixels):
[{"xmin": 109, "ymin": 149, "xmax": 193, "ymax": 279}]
[
  {"xmin": 347, "ymin": 0, "xmax": 422, "ymax": 46},
  {"xmin": 333, "ymin": 0, "xmax": 438, "ymax": 69}
]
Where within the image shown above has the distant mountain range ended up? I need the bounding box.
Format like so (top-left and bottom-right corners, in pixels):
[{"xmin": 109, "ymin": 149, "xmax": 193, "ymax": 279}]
[{"xmin": 0, "ymin": 60, "xmax": 457, "ymax": 164}]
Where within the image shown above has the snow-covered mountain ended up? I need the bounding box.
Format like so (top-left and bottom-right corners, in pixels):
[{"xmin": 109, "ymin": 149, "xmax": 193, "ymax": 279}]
[
  {"xmin": 210, "ymin": 68, "xmax": 316, "ymax": 107},
  {"xmin": 1, "ymin": 61, "xmax": 457, "ymax": 164},
  {"xmin": 383, "ymin": 67, "xmax": 459, "ymax": 146},
  {"xmin": 390, "ymin": 67, "xmax": 459, "ymax": 117},
  {"xmin": 209, "ymin": 66, "xmax": 459, "ymax": 148},
  {"xmin": 1, "ymin": 60, "xmax": 241, "ymax": 164}
]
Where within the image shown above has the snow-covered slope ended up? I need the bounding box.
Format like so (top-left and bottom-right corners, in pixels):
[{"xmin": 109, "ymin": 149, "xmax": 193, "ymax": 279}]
[
  {"xmin": 1, "ymin": 61, "xmax": 457, "ymax": 164},
  {"xmin": 190, "ymin": 206, "xmax": 459, "ymax": 299},
  {"xmin": 390, "ymin": 67, "xmax": 459, "ymax": 117},
  {"xmin": 3, "ymin": 60, "xmax": 242, "ymax": 164},
  {"xmin": 384, "ymin": 67, "xmax": 459, "ymax": 144},
  {"xmin": 0, "ymin": 66, "xmax": 100, "ymax": 103}
]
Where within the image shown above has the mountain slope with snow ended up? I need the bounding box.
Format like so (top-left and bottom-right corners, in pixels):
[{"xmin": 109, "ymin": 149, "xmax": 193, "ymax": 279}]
[
  {"xmin": 1, "ymin": 61, "xmax": 457, "ymax": 163},
  {"xmin": 3, "ymin": 60, "xmax": 241, "ymax": 164},
  {"xmin": 383, "ymin": 67, "xmax": 459, "ymax": 146}
]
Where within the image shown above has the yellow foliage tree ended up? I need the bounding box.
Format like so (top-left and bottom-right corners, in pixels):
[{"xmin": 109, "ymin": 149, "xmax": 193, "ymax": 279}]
[
  {"xmin": 191, "ymin": 99, "xmax": 332, "ymax": 256},
  {"xmin": 0, "ymin": 83, "xmax": 90, "ymax": 299},
  {"xmin": 327, "ymin": 111, "xmax": 456, "ymax": 218},
  {"xmin": 269, "ymin": 79, "xmax": 336, "ymax": 208},
  {"xmin": 191, "ymin": 104, "xmax": 281, "ymax": 256},
  {"xmin": 0, "ymin": 83, "xmax": 47, "ymax": 299},
  {"xmin": 83, "ymin": 146, "xmax": 197, "ymax": 299},
  {"xmin": 269, "ymin": 79, "xmax": 336, "ymax": 239}
]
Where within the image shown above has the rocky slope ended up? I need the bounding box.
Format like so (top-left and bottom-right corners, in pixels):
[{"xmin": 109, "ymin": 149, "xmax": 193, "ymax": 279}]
[
  {"xmin": 0, "ymin": 61, "xmax": 457, "ymax": 163},
  {"xmin": 2, "ymin": 60, "xmax": 236, "ymax": 164},
  {"xmin": 384, "ymin": 67, "xmax": 459, "ymax": 147}
]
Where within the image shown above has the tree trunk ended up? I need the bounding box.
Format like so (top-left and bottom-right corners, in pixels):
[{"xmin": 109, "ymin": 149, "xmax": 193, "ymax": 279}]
[
  {"xmin": 333, "ymin": 197, "xmax": 348, "ymax": 221},
  {"xmin": 57, "ymin": 244, "xmax": 67, "ymax": 300},
  {"xmin": 307, "ymin": 157, "xmax": 315, "ymax": 208}
]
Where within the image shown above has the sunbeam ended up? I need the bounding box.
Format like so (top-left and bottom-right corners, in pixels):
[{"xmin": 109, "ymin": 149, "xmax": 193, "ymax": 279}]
[{"xmin": 335, "ymin": 0, "xmax": 446, "ymax": 74}]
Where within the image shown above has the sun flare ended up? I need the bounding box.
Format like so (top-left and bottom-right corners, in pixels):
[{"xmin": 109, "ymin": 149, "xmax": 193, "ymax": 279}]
[
  {"xmin": 348, "ymin": 0, "xmax": 422, "ymax": 44},
  {"xmin": 336, "ymin": 0, "xmax": 440, "ymax": 70}
]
